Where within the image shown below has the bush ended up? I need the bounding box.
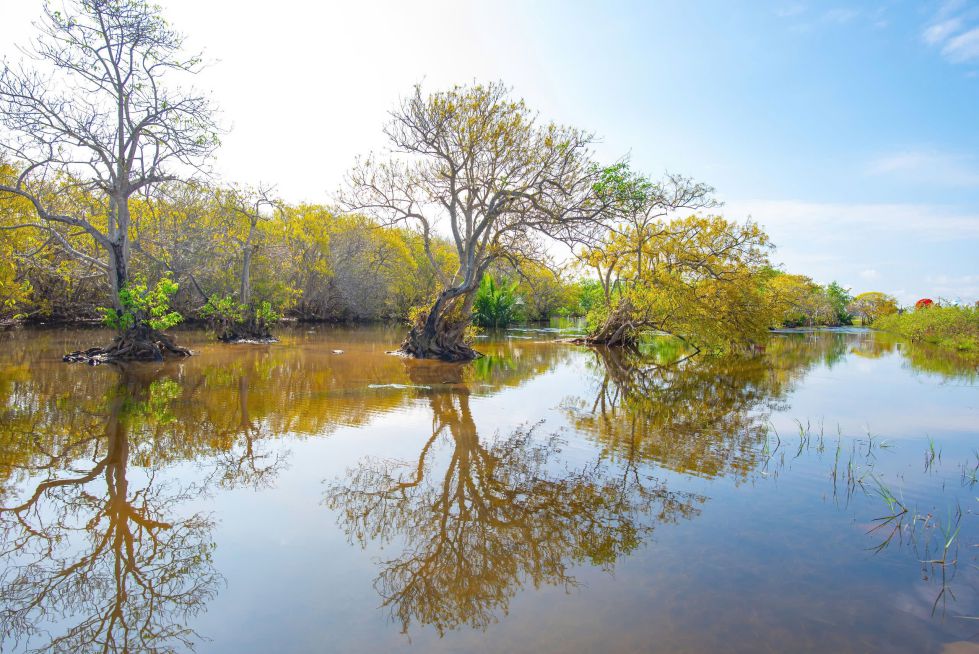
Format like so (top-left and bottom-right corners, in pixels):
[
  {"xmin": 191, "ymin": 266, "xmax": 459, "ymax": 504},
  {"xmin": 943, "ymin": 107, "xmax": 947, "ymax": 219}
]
[
  {"xmin": 875, "ymin": 304, "xmax": 979, "ymax": 354},
  {"xmin": 201, "ymin": 294, "xmax": 279, "ymax": 341},
  {"xmin": 99, "ymin": 275, "xmax": 183, "ymax": 332},
  {"xmin": 473, "ymin": 275, "xmax": 521, "ymax": 328}
]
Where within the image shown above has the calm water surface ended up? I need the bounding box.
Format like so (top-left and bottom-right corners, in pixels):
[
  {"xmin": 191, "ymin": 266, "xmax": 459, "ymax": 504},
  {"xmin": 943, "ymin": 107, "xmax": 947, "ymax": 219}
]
[{"xmin": 0, "ymin": 325, "xmax": 977, "ymax": 653}]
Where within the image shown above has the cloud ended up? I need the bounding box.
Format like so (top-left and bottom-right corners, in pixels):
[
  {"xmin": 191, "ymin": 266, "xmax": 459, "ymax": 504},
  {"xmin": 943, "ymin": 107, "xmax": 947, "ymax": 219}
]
[
  {"xmin": 866, "ymin": 150, "xmax": 979, "ymax": 188},
  {"xmin": 725, "ymin": 199, "xmax": 979, "ymax": 241},
  {"xmin": 923, "ymin": 274, "xmax": 979, "ymax": 302},
  {"xmin": 719, "ymin": 199, "xmax": 979, "ymax": 303},
  {"xmin": 923, "ymin": 17, "xmax": 963, "ymax": 44},
  {"xmin": 942, "ymin": 26, "xmax": 979, "ymax": 61},
  {"xmin": 777, "ymin": 4, "xmax": 888, "ymax": 32},
  {"xmin": 714, "ymin": 198, "xmax": 979, "ymax": 303},
  {"xmin": 823, "ymin": 8, "xmax": 858, "ymax": 23},
  {"xmin": 775, "ymin": 3, "xmax": 806, "ymax": 18},
  {"xmin": 922, "ymin": 1, "xmax": 979, "ymax": 63}
]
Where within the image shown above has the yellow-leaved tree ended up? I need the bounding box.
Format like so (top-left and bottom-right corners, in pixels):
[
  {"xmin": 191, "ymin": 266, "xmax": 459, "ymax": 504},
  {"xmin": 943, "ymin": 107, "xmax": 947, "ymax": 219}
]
[{"xmin": 576, "ymin": 166, "xmax": 776, "ymax": 351}]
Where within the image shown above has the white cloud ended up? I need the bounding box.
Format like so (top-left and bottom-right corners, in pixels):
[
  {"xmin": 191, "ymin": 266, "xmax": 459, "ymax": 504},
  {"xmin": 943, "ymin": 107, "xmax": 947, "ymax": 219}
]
[
  {"xmin": 924, "ymin": 274, "xmax": 979, "ymax": 302},
  {"xmin": 924, "ymin": 18, "xmax": 962, "ymax": 44},
  {"xmin": 942, "ymin": 25, "xmax": 979, "ymax": 61},
  {"xmin": 866, "ymin": 150, "xmax": 979, "ymax": 187},
  {"xmin": 775, "ymin": 3, "xmax": 806, "ymax": 18},
  {"xmin": 922, "ymin": 2, "xmax": 979, "ymax": 63},
  {"xmin": 726, "ymin": 199, "xmax": 979, "ymax": 240},
  {"xmin": 720, "ymin": 199, "xmax": 979, "ymax": 303},
  {"xmin": 823, "ymin": 8, "xmax": 858, "ymax": 23}
]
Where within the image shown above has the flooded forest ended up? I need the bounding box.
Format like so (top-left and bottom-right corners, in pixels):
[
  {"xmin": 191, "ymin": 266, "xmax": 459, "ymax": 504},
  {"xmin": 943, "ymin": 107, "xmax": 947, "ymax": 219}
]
[{"xmin": 1, "ymin": 0, "xmax": 978, "ymax": 653}]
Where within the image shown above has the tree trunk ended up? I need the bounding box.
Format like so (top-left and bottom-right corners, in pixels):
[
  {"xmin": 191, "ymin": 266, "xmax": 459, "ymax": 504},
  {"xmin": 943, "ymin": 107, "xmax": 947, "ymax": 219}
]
[
  {"xmin": 576, "ymin": 299, "xmax": 639, "ymax": 348},
  {"xmin": 398, "ymin": 289, "xmax": 481, "ymax": 361},
  {"xmin": 107, "ymin": 239, "xmax": 129, "ymax": 312},
  {"xmin": 107, "ymin": 193, "xmax": 132, "ymax": 311},
  {"xmin": 240, "ymin": 246, "xmax": 253, "ymax": 307}
]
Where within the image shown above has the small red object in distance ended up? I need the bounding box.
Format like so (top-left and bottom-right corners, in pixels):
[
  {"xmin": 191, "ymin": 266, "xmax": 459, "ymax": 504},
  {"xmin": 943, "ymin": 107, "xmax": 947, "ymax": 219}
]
[{"xmin": 914, "ymin": 298, "xmax": 934, "ymax": 310}]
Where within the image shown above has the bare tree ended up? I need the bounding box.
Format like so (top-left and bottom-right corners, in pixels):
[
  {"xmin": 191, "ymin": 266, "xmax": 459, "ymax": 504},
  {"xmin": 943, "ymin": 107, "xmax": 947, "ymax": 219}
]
[
  {"xmin": 223, "ymin": 184, "xmax": 280, "ymax": 309},
  {"xmin": 342, "ymin": 82, "xmax": 604, "ymax": 361},
  {"xmin": 0, "ymin": 0, "xmax": 218, "ymax": 358}
]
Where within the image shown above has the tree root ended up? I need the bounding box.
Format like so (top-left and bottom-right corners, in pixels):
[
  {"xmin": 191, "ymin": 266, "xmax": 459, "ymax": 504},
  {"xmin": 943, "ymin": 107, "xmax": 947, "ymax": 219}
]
[
  {"xmin": 215, "ymin": 319, "xmax": 277, "ymax": 344},
  {"xmin": 398, "ymin": 324, "xmax": 482, "ymax": 362},
  {"xmin": 64, "ymin": 326, "xmax": 191, "ymax": 365}
]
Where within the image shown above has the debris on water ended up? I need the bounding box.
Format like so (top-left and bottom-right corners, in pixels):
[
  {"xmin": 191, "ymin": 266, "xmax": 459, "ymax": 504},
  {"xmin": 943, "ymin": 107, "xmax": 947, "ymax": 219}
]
[
  {"xmin": 367, "ymin": 383, "xmax": 432, "ymax": 390},
  {"xmin": 332, "ymin": 349, "xmax": 344, "ymax": 354},
  {"xmin": 225, "ymin": 337, "xmax": 278, "ymax": 345}
]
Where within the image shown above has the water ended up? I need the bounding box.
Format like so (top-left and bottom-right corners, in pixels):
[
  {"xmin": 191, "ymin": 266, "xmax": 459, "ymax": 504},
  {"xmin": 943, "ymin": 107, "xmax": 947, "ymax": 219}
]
[{"xmin": 0, "ymin": 325, "xmax": 977, "ymax": 653}]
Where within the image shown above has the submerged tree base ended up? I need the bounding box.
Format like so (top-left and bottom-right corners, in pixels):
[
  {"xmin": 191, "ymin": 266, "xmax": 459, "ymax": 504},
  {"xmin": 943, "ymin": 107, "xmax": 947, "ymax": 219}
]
[
  {"xmin": 398, "ymin": 325, "xmax": 482, "ymax": 362},
  {"xmin": 561, "ymin": 333, "xmax": 639, "ymax": 349},
  {"xmin": 219, "ymin": 336, "xmax": 279, "ymax": 345},
  {"xmin": 216, "ymin": 322, "xmax": 278, "ymax": 345},
  {"xmin": 64, "ymin": 326, "xmax": 191, "ymax": 365}
]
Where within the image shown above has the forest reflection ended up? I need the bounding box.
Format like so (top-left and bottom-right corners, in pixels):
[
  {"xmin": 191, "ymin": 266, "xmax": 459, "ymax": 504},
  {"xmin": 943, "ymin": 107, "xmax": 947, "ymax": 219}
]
[
  {"xmin": 322, "ymin": 334, "xmax": 855, "ymax": 634},
  {"xmin": 562, "ymin": 333, "xmax": 848, "ymax": 478},
  {"xmin": 0, "ymin": 333, "xmax": 579, "ymax": 650},
  {"xmin": 0, "ymin": 328, "xmax": 975, "ymax": 650},
  {"xmin": 0, "ymin": 369, "xmax": 221, "ymax": 653},
  {"xmin": 324, "ymin": 367, "xmax": 705, "ymax": 635}
]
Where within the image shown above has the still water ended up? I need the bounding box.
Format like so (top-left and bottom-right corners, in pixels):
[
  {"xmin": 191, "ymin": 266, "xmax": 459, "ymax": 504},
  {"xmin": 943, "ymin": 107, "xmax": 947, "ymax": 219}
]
[{"xmin": 0, "ymin": 325, "xmax": 977, "ymax": 653}]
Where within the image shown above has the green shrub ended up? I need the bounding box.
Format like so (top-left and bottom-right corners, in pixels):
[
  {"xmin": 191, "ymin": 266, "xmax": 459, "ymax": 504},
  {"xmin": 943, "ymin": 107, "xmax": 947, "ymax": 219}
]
[
  {"xmin": 875, "ymin": 304, "xmax": 979, "ymax": 354},
  {"xmin": 99, "ymin": 275, "xmax": 183, "ymax": 332},
  {"xmin": 201, "ymin": 295, "xmax": 279, "ymax": 339},
  {"xmin": 473, "ymin": 275, "xmax": 521, "ymax": 328}
]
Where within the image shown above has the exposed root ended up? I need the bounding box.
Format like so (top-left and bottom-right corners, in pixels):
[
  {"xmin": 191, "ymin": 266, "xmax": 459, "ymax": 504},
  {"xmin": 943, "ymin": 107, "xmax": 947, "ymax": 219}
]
[
  {"xmin": 214, "ymin": 319, "xmax": 277, "ymax": 344},
  {"xmin": 64, "ymin": 325, "xmax": 191, "ymax": 365},
  {"xmin": 398, "ymin": 323, "xmax": 482, "ymax": 362}
]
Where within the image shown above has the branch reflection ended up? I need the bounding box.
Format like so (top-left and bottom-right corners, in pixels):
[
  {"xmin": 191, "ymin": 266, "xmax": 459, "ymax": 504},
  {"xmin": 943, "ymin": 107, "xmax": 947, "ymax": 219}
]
[
  {"xmin": 0, "ymin": 364, "xmax": 282, "ymax": 653},
  {"xmin": 325, "ymin": 361, "xmax": 704, "ymax": 635}
]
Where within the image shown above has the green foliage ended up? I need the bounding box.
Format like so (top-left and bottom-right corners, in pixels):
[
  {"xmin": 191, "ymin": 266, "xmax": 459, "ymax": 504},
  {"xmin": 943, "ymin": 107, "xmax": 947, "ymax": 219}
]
[
  {"xmin": 99, "ymin": 275, "xmax": 183, "ymax": 332},
  {"xmin": 254, "ymin": 300, "xmax": 279, "ymax": 325},
  {"xmin": 875, "ymin": 305, "xmax": 979, "ymax": 355},
  {"xmin": 561, "ymin": 278, "xmax": 606, "ymax": 318},
  {"xmin": 201, "ymin": 294, "xmax": 279, "ymax": 339},
  {"xmin": 473, "ymin": 275, "xmax": 522, "ymax": 328},
  {"xmin": 200, "ymin": 294, "xmax": 245, "ymax": 325},
  {"xmin": 768, "ymin": 274, "xmax": 859, "ymax": 327},
  {"xmin": 825, "ymin": 281, "xmax": 853, "ymax": 325},
  {"xmin": 584, "ymin": 212, "xmax": 774, "ymax": 349}
]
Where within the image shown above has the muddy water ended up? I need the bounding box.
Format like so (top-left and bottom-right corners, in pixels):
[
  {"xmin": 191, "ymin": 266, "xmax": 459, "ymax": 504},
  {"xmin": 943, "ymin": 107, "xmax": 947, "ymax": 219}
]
[{"xmin": 0, "ymin": 325, "xmax": 977, "ymax": 653}]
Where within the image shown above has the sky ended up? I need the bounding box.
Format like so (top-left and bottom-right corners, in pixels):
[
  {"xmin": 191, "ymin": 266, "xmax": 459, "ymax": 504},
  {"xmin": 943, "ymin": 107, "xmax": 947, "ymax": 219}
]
[{"xmin": 1, "ymin": 0, "xmax": 978, "ymax": 304}]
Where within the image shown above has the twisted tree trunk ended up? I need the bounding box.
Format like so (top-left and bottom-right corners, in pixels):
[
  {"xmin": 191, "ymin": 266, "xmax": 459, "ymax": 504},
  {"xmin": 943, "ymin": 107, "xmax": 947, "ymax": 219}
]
[
  {"xmin": 566, "ymin": 299, "xmax": 641, "ymax": 348},
  {"xmin": 399, "ymin": 289, "xmax": 481, "ymax": 361}
]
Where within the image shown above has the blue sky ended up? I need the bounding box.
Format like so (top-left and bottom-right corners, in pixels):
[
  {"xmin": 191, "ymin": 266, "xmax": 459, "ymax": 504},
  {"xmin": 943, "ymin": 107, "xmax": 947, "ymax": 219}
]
[{"xmin": 1, "ymin": 0, "xmax": 977, "ymax": 303}]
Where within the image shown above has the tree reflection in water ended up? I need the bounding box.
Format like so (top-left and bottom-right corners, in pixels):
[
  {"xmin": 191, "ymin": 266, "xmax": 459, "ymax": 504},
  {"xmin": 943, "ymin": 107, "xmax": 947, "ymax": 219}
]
[
  {"xmin": 325, "ymin": 361, "xmax": 705, "ymax": 635},
  {"xmin": 0, "ymin": 367, "xmax": 262, "ymax": 654},
  {"xmin": 563, "ymin": 335, "xmax": 848, "ymax": 478}
]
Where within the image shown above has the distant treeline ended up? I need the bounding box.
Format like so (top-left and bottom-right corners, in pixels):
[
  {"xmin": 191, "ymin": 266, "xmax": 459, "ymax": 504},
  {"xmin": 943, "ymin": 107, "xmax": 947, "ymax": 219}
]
[
  {"xmin": 0, "ymin": 167, "xmax": 591, "ymax": 324},
  {"xmin": 5, "ymin": 158, "xmax": 965, "ymax": 350}
]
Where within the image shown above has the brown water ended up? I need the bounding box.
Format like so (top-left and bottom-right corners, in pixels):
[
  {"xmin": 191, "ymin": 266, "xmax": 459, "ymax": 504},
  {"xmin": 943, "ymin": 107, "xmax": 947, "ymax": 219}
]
[{"xmin": 0, "ymin": 325, "xmax": 977, "ymax": 653}]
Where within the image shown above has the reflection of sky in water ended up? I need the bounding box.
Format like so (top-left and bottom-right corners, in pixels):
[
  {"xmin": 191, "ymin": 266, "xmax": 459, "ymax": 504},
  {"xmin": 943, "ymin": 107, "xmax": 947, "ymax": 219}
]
[{"xmin": 0, "ymin": 326, "xmax": 976, "ymax": 653}]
